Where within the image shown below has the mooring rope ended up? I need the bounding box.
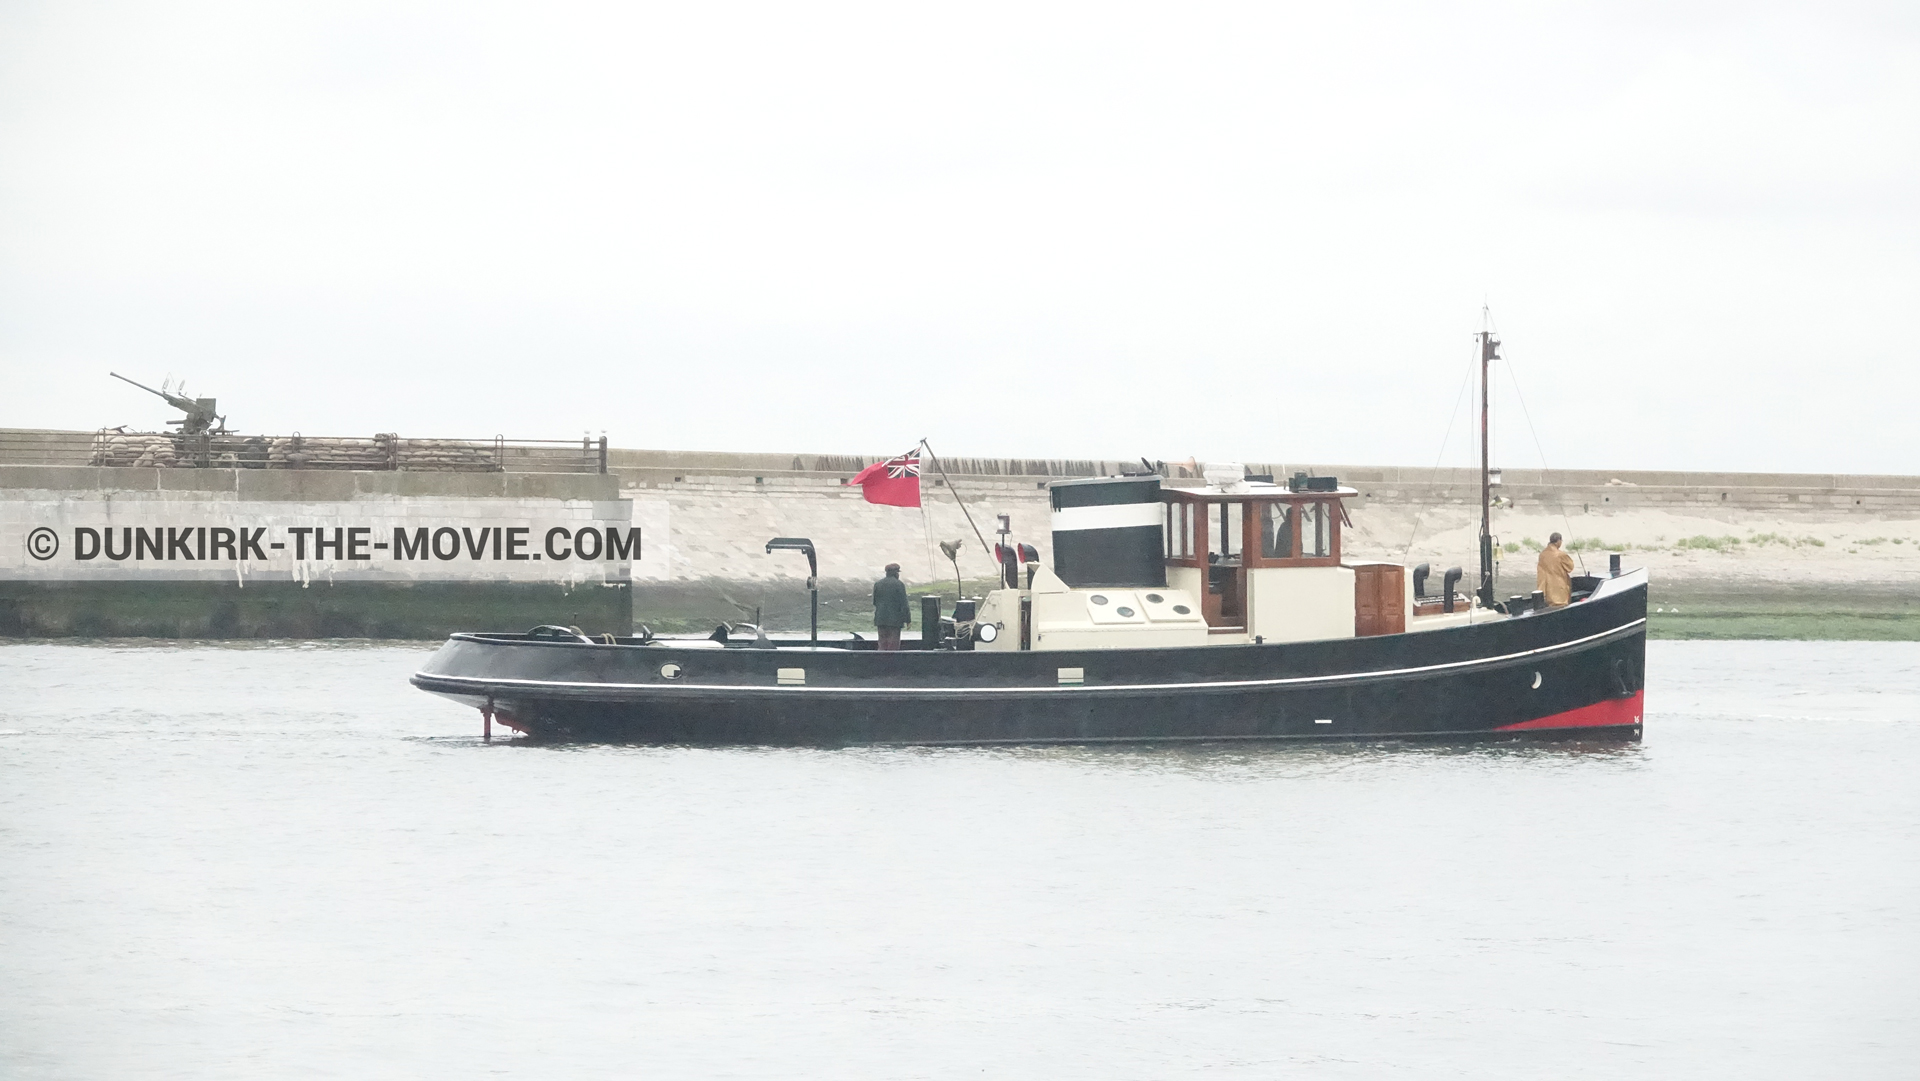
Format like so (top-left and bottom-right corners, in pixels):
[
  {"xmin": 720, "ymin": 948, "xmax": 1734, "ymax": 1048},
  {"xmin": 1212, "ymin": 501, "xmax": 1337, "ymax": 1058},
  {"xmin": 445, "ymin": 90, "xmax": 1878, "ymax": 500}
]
[
  {"xmin": 920, "ymin": 438, "xmax": 995, "ymax": 562},
  {"xmin": 919, "ymin": 497, "xmax": 939, "ymax": 586},
  {"xmin": 1496, "ymin": 332, "xmax": 1588, "ymax": 575},
  {"xmin": 1402, "ymin": 342, "xmax": 1479, "ymax": 562}
]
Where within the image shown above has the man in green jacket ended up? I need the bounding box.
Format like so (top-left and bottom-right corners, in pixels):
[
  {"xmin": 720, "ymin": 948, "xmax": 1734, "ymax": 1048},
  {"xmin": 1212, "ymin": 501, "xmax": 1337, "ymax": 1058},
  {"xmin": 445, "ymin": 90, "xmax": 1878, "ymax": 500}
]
[{"xmin": 873, "ymin": 563, "xmax": 911, "ymax": 651}]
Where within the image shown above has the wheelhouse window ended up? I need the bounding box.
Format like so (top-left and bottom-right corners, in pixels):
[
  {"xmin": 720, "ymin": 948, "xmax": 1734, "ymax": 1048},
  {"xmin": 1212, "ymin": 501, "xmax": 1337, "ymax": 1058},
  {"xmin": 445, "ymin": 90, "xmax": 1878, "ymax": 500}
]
[
  {"xmin": 1166, "ymin": 491, "xmax": 1343, "ymax": 572},
  {"xmin": 1259, "ymin": 502, "xmax": 1292, "ymax": 559},
  {"xmin": 1164, "ymin": 501, "xmax": 1194, "ymax": 560},
  {"xmin": 1211, "ymin": 501, "xmax": 1242, "ymax": 561},
  {"xmin": 1300, "ymin": 501, "xmax": 1332, "ymax": 558}
]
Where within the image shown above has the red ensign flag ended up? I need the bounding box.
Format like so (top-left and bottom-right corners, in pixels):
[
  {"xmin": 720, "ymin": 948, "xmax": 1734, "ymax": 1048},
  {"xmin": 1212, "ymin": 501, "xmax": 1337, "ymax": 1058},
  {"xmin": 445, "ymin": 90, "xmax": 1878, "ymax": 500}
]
[{"xmin": 850, "ymin": 450, "xmax": 922, "ymax": 507}]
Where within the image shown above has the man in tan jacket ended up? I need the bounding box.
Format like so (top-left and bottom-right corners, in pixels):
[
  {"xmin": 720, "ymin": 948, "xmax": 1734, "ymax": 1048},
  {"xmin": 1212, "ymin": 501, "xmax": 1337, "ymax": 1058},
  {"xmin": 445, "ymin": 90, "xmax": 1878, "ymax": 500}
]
[{"xmin": 1537, "ymin": 533, "xmax": 1576, "ymax": 608}]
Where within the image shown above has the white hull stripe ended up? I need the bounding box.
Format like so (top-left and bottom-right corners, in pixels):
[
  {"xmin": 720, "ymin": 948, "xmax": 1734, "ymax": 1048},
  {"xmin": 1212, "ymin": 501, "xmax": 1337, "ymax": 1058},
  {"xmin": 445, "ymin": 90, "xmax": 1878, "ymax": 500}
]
[
  {"xmin": 417, "ymin": 618, "xmax": 1646, "ymax": 698},
  {"xmin": 1050, "ymin": 503, "xmax": 1164, "ymax": 532}
]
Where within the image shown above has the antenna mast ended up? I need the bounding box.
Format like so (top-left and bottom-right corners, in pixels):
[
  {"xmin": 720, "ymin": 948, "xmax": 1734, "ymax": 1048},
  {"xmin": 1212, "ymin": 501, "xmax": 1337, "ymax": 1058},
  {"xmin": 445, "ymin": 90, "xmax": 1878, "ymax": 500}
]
[{"xmin": 1477, "ymin": 312, "xmax": 1499, "ymax": 609}]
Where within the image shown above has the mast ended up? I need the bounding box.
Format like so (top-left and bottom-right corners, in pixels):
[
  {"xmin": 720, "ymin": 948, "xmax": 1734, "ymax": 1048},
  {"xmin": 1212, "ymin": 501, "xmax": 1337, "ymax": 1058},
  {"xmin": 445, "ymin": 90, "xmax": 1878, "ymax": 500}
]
[{"xmin": 1477, "ymin": 321, "xmax": 1499, "ymax": 608}]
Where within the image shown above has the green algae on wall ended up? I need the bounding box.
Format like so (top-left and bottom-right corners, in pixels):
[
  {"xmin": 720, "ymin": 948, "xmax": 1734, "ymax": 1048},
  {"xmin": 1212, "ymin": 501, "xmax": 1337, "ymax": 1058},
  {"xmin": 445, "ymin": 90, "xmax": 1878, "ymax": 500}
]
[{"xmin": 1644, "ymin": 583, "xmax": 1920, "ymax": 641}]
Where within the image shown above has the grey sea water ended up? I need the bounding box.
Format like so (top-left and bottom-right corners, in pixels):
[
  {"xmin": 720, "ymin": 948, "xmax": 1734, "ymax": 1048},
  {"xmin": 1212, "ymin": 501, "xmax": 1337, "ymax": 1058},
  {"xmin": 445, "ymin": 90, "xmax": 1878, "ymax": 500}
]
[{"xmin": 1, "ymin": 640, "xmax": 1916, "ymax": 1080}]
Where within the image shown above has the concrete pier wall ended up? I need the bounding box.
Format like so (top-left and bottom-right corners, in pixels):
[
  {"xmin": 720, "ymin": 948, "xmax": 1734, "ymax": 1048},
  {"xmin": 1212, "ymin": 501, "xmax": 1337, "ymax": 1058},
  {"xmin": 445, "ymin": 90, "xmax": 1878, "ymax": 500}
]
[
  {"xmin": 607, "ymin": 450, "xmax": 1920, "ymax": 577},
  {"xmin": 1, "ymin": 463, "xmax": 634, "ymax": 637},
  {"xmin": 5, "ymin": 430, "xmax": 1919, "ymax": 637},
  {"xmin": 608, "ymin": 447, "xmax": 1920, "ymax": 514}
]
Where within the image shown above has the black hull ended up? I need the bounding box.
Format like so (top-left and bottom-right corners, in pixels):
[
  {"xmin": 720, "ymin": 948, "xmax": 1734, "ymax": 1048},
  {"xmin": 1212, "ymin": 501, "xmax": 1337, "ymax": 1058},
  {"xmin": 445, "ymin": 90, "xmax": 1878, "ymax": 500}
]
[{"xmin": 411, "ymin": 579, "xmax": 1647, "ymax": 746}]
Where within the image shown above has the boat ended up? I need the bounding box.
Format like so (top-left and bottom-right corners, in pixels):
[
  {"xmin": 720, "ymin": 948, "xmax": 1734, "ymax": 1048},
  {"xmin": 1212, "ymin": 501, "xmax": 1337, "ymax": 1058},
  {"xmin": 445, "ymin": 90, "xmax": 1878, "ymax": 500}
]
[{"xmin": 412, "ymin": 330, "xmax": 1647, "ymax": 745}]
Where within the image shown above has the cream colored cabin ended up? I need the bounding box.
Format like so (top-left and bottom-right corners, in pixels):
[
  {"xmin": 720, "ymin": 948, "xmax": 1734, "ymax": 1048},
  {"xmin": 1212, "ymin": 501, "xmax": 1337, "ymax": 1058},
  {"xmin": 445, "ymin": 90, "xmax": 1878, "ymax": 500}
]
[{"xmin": 973, "ymin": 474, "xmax": 1497, "ymax": 652}]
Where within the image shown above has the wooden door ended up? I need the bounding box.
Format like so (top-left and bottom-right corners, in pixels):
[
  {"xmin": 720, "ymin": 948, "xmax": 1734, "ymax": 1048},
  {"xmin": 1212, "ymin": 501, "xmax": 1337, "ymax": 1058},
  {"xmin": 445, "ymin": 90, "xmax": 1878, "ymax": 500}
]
[{"xmin": 1353, "ymin": 564, "xmax": 1406, "ymax": 637}]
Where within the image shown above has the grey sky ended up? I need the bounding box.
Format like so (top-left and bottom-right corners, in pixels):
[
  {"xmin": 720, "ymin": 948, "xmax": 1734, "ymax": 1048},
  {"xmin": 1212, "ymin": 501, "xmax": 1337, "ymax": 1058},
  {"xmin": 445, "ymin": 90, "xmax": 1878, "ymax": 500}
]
[{"xmin": 2, "ymin": 1, "xmax": 1915, "ymax": 473}]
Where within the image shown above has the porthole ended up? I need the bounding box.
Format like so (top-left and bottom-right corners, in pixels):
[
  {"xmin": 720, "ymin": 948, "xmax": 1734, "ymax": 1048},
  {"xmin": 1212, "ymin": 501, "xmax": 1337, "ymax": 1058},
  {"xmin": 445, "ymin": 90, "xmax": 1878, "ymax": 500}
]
[
  {"xmin": 1172, "ymin": 604, "xmax": 1191, "ymax": 615},
  {"xmin": 1145, "ymin": 593, "xmax": 1165, "ymax": 604},
  {"xmin": 659, "ymin": 663, "xmax": 682, "ymax": 680},
  {"xmin": 1090, "ymin": 594, "xmax": 1109, "ymax": 605},
  {"xmin": 1531, "ymin": 671, "xmax": 1542, "ymax": 690},
  {"xmin": 1116, "ymin": 606, "xmax": 1136, "ymax": 617},
  {"xmin": 977, "ymin": 623, "xmax": 1000, "ymax": 643}
]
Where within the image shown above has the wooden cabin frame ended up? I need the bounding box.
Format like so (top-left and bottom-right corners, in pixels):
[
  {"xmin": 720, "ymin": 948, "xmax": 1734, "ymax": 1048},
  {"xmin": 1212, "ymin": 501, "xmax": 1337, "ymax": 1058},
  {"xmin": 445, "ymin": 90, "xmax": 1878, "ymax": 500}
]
[{"xmin": 1162, "ymin": 488, "xmax": 1348, "ymax": 632}]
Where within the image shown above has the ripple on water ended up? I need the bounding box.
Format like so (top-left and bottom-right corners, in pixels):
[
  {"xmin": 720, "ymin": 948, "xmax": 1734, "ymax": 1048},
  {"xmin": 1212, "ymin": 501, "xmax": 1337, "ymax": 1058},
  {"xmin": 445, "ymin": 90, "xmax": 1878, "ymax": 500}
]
[{"xmin": 1, "ymin": 639, "xmax": 1916, "ymax": 1080}]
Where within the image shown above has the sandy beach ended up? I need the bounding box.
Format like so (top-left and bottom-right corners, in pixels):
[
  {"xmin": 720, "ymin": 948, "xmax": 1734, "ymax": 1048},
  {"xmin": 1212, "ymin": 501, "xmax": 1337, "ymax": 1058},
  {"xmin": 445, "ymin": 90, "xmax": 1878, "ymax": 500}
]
[
  {"xmin": 1335, "ymin": 502, "xmax": 1920, "ymax": 639},
  {"xmin": 1348, "ymin": 502, "xmax": 1920, "ymax": 590}
]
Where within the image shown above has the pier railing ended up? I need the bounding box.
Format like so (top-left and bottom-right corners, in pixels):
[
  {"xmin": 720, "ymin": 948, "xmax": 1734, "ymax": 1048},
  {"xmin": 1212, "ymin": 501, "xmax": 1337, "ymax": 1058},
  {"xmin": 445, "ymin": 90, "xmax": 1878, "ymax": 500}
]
[{"xmin": 0, "ymin": 429, "xmax": 610, "ymax": 474}]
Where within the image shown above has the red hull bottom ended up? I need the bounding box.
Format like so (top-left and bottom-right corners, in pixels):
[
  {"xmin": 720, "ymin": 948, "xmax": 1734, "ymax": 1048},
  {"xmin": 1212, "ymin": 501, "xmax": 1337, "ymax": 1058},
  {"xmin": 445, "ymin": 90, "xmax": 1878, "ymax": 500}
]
[{"xmin": 1495, "ymin": 689, "xmax": 1644, "ymax": 733}]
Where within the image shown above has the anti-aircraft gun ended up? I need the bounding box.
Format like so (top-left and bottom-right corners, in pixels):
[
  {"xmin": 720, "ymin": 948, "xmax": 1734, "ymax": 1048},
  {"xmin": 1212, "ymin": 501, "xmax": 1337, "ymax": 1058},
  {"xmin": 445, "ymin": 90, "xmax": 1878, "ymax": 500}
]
[
  {"xmin": 99, "ymin": 371, "xmax": 252, "ymax": 468},
  {"xmin": 110, "ymin": 372, "xmax": 229, "ymax": 436}
]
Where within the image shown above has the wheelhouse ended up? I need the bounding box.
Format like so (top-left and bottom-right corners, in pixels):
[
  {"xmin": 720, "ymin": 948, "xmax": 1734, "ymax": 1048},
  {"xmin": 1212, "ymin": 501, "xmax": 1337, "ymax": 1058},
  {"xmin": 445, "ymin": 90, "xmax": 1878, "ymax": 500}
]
[{"xmin": 1162, "ymin": 483, "xmax": 1349, "ymax": 635}]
